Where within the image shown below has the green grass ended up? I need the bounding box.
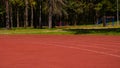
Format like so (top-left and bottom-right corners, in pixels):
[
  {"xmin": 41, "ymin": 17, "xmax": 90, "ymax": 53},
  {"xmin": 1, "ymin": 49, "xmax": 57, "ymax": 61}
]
[
  {"xmin": 0, "ymin": 24, "xmax": 120, "ymax": 35},
  {"xmin": 0, "ymin": 28, "xmax": 73, "ymax": 35}
]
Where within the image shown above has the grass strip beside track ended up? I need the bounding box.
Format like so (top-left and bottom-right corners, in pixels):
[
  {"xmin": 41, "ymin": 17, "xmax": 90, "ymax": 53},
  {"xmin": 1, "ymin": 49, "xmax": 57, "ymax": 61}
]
[{"xmin": 0, "ymin": 25, "xmax": 120, "ymax": 35}]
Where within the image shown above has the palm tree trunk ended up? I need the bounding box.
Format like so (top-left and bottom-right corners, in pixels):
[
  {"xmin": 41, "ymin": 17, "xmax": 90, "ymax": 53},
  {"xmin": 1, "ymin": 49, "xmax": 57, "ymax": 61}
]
[
  {"xmin": 31, "ymin": 6, "xmax": 34, "ymax": 28},
  {"xmin": 74, "ymin": 14, "xmax": 77, "ymax": 26},
  {"xmin": 39, "ymin": 1, "xmax": 42, "ymax": 28},
  {"xmin": 103, "ymin": 16, "xmax": 106, "ymax": 27},
  {"xmin": 59, "ymin": 16, "xmax": 62, "ymax": 26},
  {"xmin": 17, "ymin": 8, "xmax": 19, "ymax": 27},
  {"xmin": 48, "ymin": 3, "xmax": 52, "ymax": 29},
  {"xmin": 24, "ymin": 0, "xmax": 28, "ymax": 28},
  {"xmin": 95, "ymin": 11, "xmax": 99, "ymax": 24},
  {"xmin": 5, "ymin": 0, "xmax": 10, "ymax": 29},
  {"xmin": 48, "ymin": 0, "xmax": 53, "ymax": 29},
  {"xmin": 10, "ymin": 4, "xmax": 13, "ymax": 28}
]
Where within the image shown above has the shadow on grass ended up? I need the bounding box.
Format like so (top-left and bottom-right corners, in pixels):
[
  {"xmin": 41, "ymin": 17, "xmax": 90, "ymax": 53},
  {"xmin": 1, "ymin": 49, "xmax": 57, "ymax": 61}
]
[{"xmin": 64, "ymin": 28, "xmax": 120, "ymax": 34}]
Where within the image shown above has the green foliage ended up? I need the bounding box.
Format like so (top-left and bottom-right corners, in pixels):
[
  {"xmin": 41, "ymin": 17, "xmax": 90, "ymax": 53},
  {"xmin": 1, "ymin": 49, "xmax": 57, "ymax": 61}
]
[
  {"xmin": 67, "ymin": 0, "xmax": 84, "ymax": 14},
  {"xmin": 10, "ymin": 0, "xmax": 24, "ymax": 7},
  {"xmin": 46, "ymin": 0, "xmax": 67, "ymax": 15},
  {"xmin": 94, "ymin": 3, "xmax": 103, "ymax": 11},
  {"xmin": 0, "ymin": 1, "xmax": 5, "ymax": 15},
  {"xmin": 0, "ymin": 7, "xmax": 4, "ymax": 15},
  {"xmin": 101, "ymin": 0, "xmax": 116, "ymax": 12},
  {"xmin": 0, "ymin": 0, "xmax": 119, "ymax": 28},
  {"xmin": 29, "ymin": 0, "xmax": 36, "ymax": 7}
]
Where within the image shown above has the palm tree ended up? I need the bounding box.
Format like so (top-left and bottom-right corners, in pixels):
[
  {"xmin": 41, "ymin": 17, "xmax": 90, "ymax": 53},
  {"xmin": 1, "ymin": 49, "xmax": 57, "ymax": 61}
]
[{"xmin": 46, "ymin": 0, "xmax": 66, "ymax": 28}]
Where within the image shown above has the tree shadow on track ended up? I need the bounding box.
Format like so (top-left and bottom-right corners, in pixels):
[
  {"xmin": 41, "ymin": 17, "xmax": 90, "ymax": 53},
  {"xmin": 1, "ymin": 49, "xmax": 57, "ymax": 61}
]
[{"xmin": 64, "ymin": 28, "xmax": 120, "ymax": 35}]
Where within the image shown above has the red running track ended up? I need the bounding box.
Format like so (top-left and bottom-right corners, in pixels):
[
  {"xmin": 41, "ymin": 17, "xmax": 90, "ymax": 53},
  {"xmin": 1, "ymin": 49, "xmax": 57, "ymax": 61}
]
[{"xmin": 0, "ymin": 35, "xmax": 120, "ymax": 68}]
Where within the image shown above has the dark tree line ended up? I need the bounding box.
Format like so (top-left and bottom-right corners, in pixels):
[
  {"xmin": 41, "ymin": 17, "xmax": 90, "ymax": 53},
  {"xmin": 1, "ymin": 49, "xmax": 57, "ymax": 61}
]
[{"xmin": 0, "ymin": 0, "xmax": 119, "ymax": 29}]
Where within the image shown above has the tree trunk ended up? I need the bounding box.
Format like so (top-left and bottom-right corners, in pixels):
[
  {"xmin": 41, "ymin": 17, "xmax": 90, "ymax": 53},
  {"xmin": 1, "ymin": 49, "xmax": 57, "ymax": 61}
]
[
  {"xmin": 39, "ymin": 2, "xmax": 42, "ymax": 29},
  {"xmin": 48, "ymin": 1, "xmax": 52, "ymax": 29},
  {"xmin": 74, "ymin": 14, "xmax": 77, "ymax": 26},
  {"xmin": 59, "ymin": 16, "xmax": 62, "ymax": 27},
  {"xmin": 48, "ymin": 6, "xmax": 52, "ymax": 28},
  {"xmin": 10, "ymin": 4, "xmax": 13, "ymax": 28},
  {"xmin": 103, "ymin": 16, "xmax": 106, "ymax": 27},
  {"xmin": 5, "ymin": 0, "xmax": 10, "ymax": 29},
  {"xmin": 17, "ymin": 8, "xmax": 19, "ymax": 28},
  {"xmin": 24, "ymin": 0, "xmax": 28, "ymax": 28},
  {"xmin": 95, "ymin": 11, "xmax": 99, "ymax": 25},
  {"xmin": 31, "ymin": 6, "xmax": 33, "ymax": 28}
]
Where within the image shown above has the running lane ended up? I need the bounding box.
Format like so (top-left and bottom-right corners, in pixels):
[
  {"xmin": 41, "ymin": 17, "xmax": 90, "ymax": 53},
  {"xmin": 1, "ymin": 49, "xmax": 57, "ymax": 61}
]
[{"xmin": 0, "ymin": 35, "xmax": 120, "ymax": 68}]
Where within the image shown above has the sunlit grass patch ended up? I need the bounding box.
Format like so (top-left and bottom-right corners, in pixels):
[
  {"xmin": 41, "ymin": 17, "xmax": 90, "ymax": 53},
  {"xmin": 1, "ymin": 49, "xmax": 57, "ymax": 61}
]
[{"xmin": 0, "ymin": 24, "xmax": 120, "ymax": 35}]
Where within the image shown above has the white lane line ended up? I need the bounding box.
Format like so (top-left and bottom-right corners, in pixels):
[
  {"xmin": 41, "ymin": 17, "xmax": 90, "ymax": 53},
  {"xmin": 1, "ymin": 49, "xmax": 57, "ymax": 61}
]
[
  {"xmin": 28, "ymin": 41, "xmax": 120, "ymax": 58},
  {"xmin": 48, "ymin": 38, "xmax": 120, "ymax": 49},
  {"xmin": 48, "ymin": 38, "xmax": 120, "ymax": 47},
  {"xmin": 30, "ymin": 41, "xmax": 120, "ymax": 52},
  {"xmin": 74, "ymin": 44, "xmax": 120, "ymax": 52},
  {"xmin": 49, "ymin": 42, "xmax": 120, "ymax": 52},
  {"xmin": 46, "ymin": 44, "xmax": 120, "ymax": 58},
  {"xmin": 61, "ymin": 40, "xmax": 120, "ymax": 48}
]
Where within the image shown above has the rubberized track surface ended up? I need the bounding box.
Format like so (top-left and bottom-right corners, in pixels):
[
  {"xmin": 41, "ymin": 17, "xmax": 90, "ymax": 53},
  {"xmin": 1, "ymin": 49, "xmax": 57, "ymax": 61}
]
[{"xmin": 0, "ymin": 35, "xmax": 120, "ymax": 68}]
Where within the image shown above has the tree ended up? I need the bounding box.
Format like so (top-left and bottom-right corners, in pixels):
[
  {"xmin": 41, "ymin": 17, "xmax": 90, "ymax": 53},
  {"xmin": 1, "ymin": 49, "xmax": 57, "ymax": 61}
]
[
  {"xmin": 0, "ymin": 0, "xmax": 119, "ymax": 28},
  {"xmin": 67, "ymin": 0, "xmax": 84, "ymax": 25},
  {"xmin": 38, "ymin": 0, "xmax": 43, "ymax": 28},
  {"xmin": 94, "ymin": 2, "xmax": 102, "ymax": 24},
  {"xmin": 0, "ymin": 0, "xmax": 5, "ymax": 27},
  {"xmin": 46, "ymin": 0, "xmax": 66, "ymax": 28},
  {"xmin": 9, "ymin": 2, "xmax": 13, "ymax": 28},
  {"xmin": 100, "ymin": 0, "xmax": 116, "ymax": 26},
  {"xmin": 24, "ymin": 0, "xmax": 29, "ymax": 28},
  {"xmin": 10, "ymin": 0, "xmax": 24, "ymax": 28},
  {"xmin": 29, "ymin": 0, "xmax": 36, "ymax": 28},
  {"xmin": 5, "ymin": 0, "xmax": 10, "ymax": 29}
]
